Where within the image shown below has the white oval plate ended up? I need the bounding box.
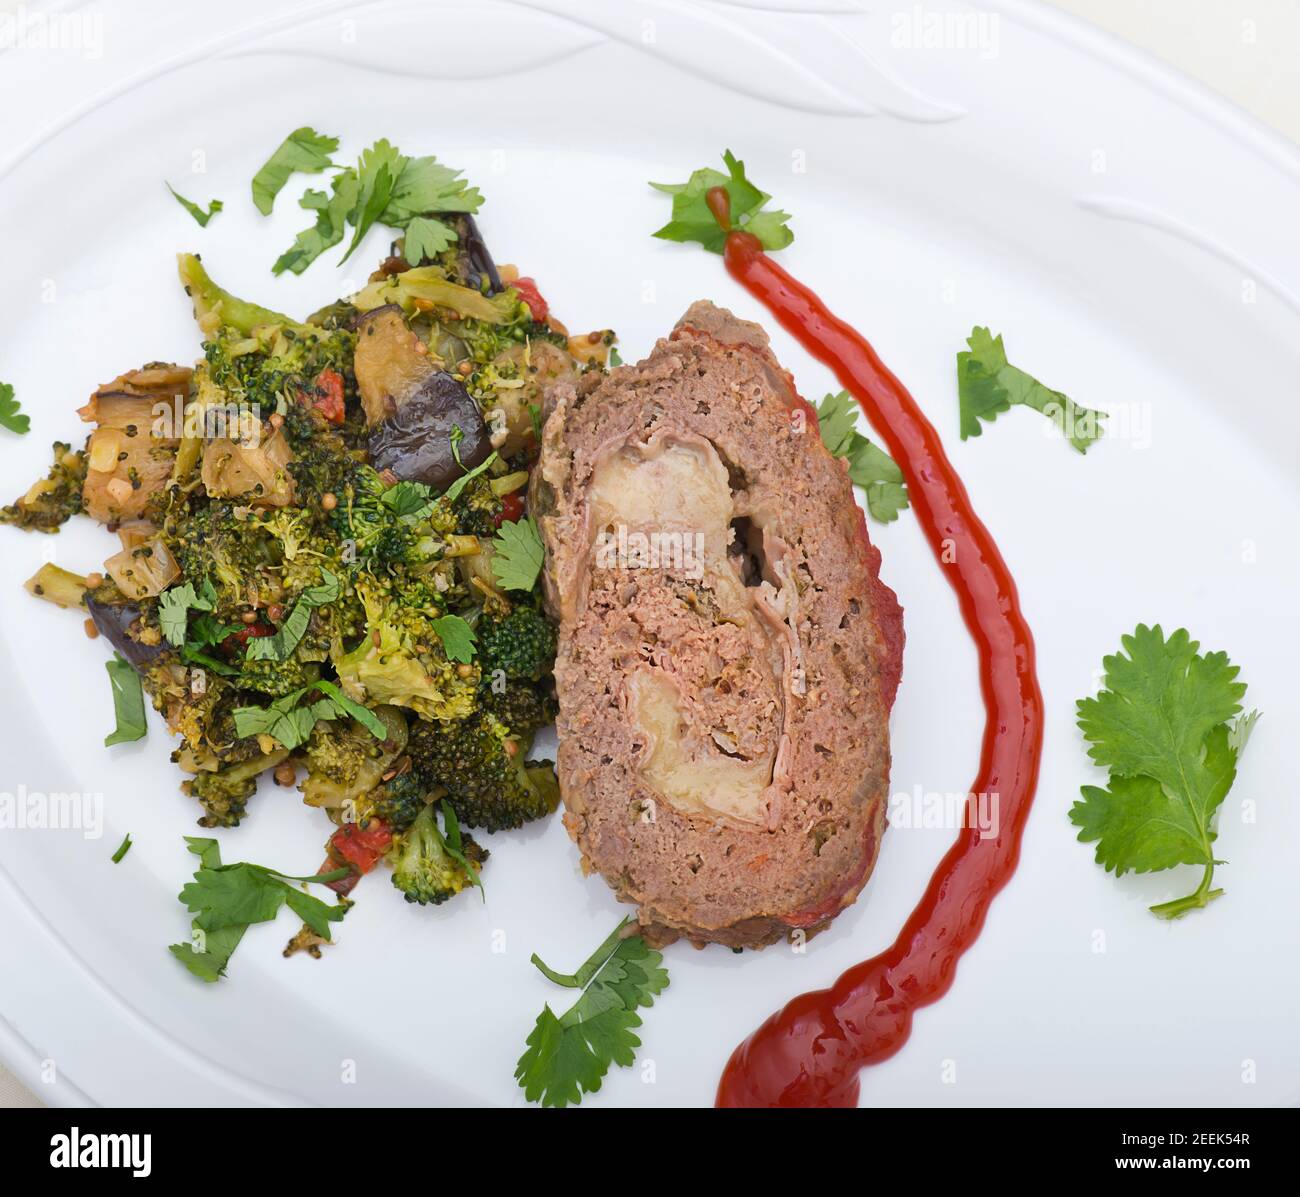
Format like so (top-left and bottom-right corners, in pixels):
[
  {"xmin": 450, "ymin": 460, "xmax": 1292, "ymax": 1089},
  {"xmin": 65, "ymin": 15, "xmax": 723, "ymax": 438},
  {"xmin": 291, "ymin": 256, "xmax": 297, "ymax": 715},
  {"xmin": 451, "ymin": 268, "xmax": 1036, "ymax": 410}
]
[{"xmin": 1, "ymin": 0, "xmax": 1298, "ymax": 1108}]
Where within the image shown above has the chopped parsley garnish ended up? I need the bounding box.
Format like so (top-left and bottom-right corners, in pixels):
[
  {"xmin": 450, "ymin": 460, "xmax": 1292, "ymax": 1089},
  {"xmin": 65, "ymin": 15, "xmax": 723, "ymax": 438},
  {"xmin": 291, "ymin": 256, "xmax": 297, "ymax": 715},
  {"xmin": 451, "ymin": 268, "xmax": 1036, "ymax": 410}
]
[
  {"xmin": 257, "ymin": 127, "xmax": 484, "ymax": 274},
  {"xmin": 232, "ymin": 679, "xmax": 385, "ymax": 751},
  {"xmin": 651, "ymin": 149, "xmax": 793, "ymax": 253},
  {"xmin": 245, "ymin": 568, "xmax": 340, "ymax": 662},
  {"xmin": 516, "ymin": 919, "xmax": 669, "ymax": 1108},
  {"xmin": 491, "ymin": 516, "xmax": 544, "ymax": 593},
  {"xmin": 0, "ymin": 381, "xmax": 30, "ymax": 435},
  {"xmin": 429, "ymin": 614, "xmax": 476, "ymax": 664},
  {"xmin": 251, "ymin": 126, "xmax": 339, "ymax": 216},
  {"xmin": 958, "ymin": 327, "xmax": 1105, "ymax": 453},
  {"xmin": 169, "ymin": 837, "xmax": 350, "ymax": 982},
  {"xmin": 817, "ymin": 391, "xmax": 909, "ymax": 523},
  {"xmin": 1071, "ymin": 624, "xmax": 1259, "ymax": 919},
  {"xmin": 441, "ymin": 448, "xmax": 498, "ymax": 504},
  {"xmin": 166, "ymin": 184, "xmax": 223, "ymax": 227},
  {"xmin": 104, "ymin": 653, "xmax": 147, "ymax": 746},
  {"xmin": 158, "ymin": 579, "xmax": 218, "ymax": 647}
]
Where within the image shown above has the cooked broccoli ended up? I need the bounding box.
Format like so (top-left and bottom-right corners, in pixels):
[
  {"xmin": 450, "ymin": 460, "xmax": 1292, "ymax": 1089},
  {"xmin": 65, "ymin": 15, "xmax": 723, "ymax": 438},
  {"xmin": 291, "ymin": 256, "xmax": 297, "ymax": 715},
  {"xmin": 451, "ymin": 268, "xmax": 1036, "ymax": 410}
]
[
  {"xmin": 367, "ymin": 770, "xmax": 428, "ymax": 833},
  {"xmin": 300, "ymin": 707, "xmax": 407, "ymax": 811},
  {"xmin": 332, "ymin": 575, "xmax": 478, "ymax": 721},
  {"xmin": 407, "ymin": 712, "xmax": 559, "ymax": 832},
  {"xmin": 450, "ymin": 473, "xmax": 503, "ymax": 538},
  {"xmin": 389, "ymin": 801, "xmax": 487, "ymax": 905},
  {"xmin": 1, "ymin": 441, "xmax": 87, "ymax": 533},
  {"xmin": 480, "ymin": 678, "xmax": 554, "ymax": 740},
  {"xmin": 185, "ymin": 749, "xmax": 288, "ymax": 827},
  {"xmin": 332, "ymin": 464, "xmax": 457, "ymax": 569},
  {"xmin": 477, "ymin": 604, "xmax": 556, "ymax": 683}
]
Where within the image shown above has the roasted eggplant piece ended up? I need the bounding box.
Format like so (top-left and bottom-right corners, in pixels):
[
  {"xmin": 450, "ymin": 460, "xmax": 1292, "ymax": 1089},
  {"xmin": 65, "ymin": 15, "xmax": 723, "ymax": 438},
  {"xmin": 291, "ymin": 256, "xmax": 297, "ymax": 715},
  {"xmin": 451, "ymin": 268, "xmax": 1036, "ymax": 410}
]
[
  {"xmin": 85, "ymin": 595, "xmax": 167, "ymax": 670},
  {"xmin": 353, "ymin": 305, "xmax": 492, "ymax": 490},
  {"xmin": 444, "ymin": 213, "xmax": 502, "ymax": 294},
  {"xmin": 368, "ymin": 373, "xmax": 492, "ymax": 490}
]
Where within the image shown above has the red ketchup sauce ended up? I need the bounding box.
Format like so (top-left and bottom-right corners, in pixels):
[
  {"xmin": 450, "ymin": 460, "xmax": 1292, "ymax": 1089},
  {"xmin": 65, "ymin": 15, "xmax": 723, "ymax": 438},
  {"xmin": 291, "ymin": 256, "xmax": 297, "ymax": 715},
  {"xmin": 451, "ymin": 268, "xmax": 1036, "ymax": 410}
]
[{"xmin": 705, "ymin": 189, "xmax": 1045, "ymax": 1109}]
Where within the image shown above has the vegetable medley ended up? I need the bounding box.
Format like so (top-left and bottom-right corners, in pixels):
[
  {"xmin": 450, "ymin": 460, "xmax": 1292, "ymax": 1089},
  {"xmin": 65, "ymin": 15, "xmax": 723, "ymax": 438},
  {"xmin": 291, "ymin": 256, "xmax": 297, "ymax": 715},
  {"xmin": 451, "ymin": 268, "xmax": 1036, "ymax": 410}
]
[{"xmin": 2, "ymin": 210, "xmax": 613, "ymax": 919}]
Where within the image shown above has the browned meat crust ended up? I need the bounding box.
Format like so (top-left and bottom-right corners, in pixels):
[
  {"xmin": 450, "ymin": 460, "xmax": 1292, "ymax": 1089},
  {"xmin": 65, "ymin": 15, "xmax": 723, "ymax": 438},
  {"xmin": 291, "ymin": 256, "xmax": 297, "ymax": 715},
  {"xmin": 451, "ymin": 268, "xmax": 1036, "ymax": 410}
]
[{"xmin": 534, "ymin": 302, "xmax": 903, "ymax": 948}]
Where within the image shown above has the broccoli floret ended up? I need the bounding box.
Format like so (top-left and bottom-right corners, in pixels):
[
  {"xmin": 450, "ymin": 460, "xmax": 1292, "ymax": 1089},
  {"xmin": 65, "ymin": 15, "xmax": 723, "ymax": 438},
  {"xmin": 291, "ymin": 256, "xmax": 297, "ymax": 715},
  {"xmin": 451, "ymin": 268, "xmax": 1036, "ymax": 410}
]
[
  {"xmin": 408, "ymin": 713, "xmax": 559, "ymax": 832},
  {"xmin": 480, "ymin": 678, "xmax": 555, "ymax": 740},
  {"xmin": 332, "ymin": 464, "xmax": 458, "ymax": 569},
  {"xmin": 184, "ymin": 749, "xmax": 288, "ymax": 827},
  {"xmin": 300, "ymin": 707, "xmax": 407, "ymax": 811},
  {"xmin": 237, "ymin": 656, "xmax": 322, "ymax": 699},
  {"xmin": 332, "ymin": 577, "xmax": 478, "ymax": 721},
  {"xmin": 1, "ymin": 441, "xmax": 87, "ymax": 533},
  {"xmin": 389, "ymin": 801, "xmax": 487, "ymax": 906},
  {"xmin": 451, "ymin": 473, "xmax": 503, "ymax": 538},
  {"xmin": 367, "ymin": 770, "xmax": 428, "ymax": 833},
  {"xmin": 477, "ymin": 604, "xmax": 556, "ymax": 683}
]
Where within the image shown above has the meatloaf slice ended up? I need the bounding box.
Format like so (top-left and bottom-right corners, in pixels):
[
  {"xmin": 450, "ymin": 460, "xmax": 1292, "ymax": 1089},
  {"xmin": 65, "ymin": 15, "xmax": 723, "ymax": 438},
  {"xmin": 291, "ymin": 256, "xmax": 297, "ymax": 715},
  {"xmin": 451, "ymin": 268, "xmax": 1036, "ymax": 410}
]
[{"xmin": 533, "ymin": 301, "xmax": 904, "ymax": 949}]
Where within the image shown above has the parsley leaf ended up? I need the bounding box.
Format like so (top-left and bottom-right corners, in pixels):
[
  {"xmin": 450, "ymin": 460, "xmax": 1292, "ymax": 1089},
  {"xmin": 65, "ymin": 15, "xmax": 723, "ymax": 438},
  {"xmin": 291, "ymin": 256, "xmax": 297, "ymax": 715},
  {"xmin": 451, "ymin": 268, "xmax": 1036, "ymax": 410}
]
[
  {"xmin": 231, "ymin": 679, "xmax": 385, "ymax": 750},
  {"xmin": 309, "ymin": 679, "xmax": 389, "ymax": 741},
  {"xmin": 0, "ymin": 381, "xmax": 30, "ymax": 435},
  {"xmin": 402, "ymin": 215, "xmax": 458, "ymax": 264},
  {"xmin": 1070, "ymin": 625, "xmax": 1258, "ymax": 919},
  {"xmin": 245, "ymin": 568, "xmax": 339, "ymax": 662},
  {"xmin": 441, "ymin": 448, "xmax": 498, "ymax": 504},
  {"xmin": 516, "ymin": 919, "xmax": 669, "ymax": 1108},
  {"xmin": 251, "ymin": 126, "xmax": 339, "ymax": 215},
  {"xmin": 491, "ymin": 516, "xmax": 545, "ymax": 593},
  {"xmin": 651, "ymin": 149, "xmax": 793, "ymax": 254},
  {"xmin": 273, "ymin": 172, "xmax": 360, "ymax": 276},
  {"xmin": 382, "ymin": 154, "xmax": 483, "ymax": 224},
  {"xmin": 104, "ymin": 653, "xmax": 147, "ymax": 746},
  {"xmin": 157, "ymin": 579, "xmax": 217, "ymax": 647},
  {"xmin": 166, "ymin": 184, "xmax": 223, "ymax": 227},
  {"xmin": 263, "ymin": 133, "xmax": 483, "ymax": 273},
  {"xmin": 958, "ymin": 327, "xmax": 1105, "ymax": 453},
  {"xmin": 430, "ymin": 614, "xmax": 476, "ymax": 664},
  {"xmin": 339, "ymin": 138, "xmax": 403, "ymax": 264},
  {"xmin": 817, "ymin": 391, "xmax": 909, "ymax": 523},
  {"xmin": 169, "ymin": 837, "xmax": 349, "ymax": 982}
]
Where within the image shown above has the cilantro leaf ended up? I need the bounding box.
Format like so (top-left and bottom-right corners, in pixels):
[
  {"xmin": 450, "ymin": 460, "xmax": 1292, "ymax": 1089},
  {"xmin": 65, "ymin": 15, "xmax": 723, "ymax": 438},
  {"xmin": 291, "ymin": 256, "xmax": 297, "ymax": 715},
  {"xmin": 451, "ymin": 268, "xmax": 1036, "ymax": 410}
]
[
  {"xmin": 430, "ymin": 614, "xmax": 476, "ymax": 664},
  {"xmin": 261, "ymin": 133, "xmax": 482, "ymax": 273},
  {"xmin": 104, "ymin": 653, "xmax": 147, "ymax": 746},
  {"xmin": 245, "ymin": 568, "xmax": 339, "ymax": 662},
  {"xmin": 402, "ymin": 216, "xmax": 458, "ymax": 265},
  {"xmin": 251, "ymin": 126, "xmax": 338, "ymax": 215},
  {"xmin": 439, "ymin": 801, "xmax": 484, "ymax": 897},
  {"xmin": 273, "ymin": 171, "xmax": 360, "ymax": 276},
  {"xmin": 1070, "ymin": 624, "xmax": 1256, "ymax": 919},
  {"xmin": 382, "ymin": 154, "xmax": 483, "ymax": 224},
  {"xmin": 309, "ymin": 679, "xmax": 389, "ymax": 741},
  {"xmin": 166, "ymin": 184, "xmax": 223, "ymax": 227},
  {"xmin": 441, "ymin": 447, "xmax": 498, "ymax": 504},
  {"xmin": 491, "ymin": 516, "xmax": 545, "ymax": 592},
  {"xmin": 516, "ymin": 920, "xmax": 669, "ymax": 1108},
  {"xmin": 157, "ymin": 579, "xmax": 216, "ymax": 647},
  {"xmin": 958, "ymin": 327, "xmax": 1105, "ymax": 453},
  {"xmin": 0, "ymin": 381, "xmax": 30, "ymax": 435},
  {"xmin": 339, "ymin": 139, "xmax": 404, "ymax": 264},
  {"xmin": 169, "ymin": 838, "xmax": 349, "ymax": 982},
  {"xmin": 651, "ymin": 149, "xmax": 793, "ymax": 254},
  {"xmin": 232, "ymin": 679, "xmax": 385, "ymax": 750},
  {"xmin": 816, "ymin": 391, "xmax": 909, "ymax": 523}
]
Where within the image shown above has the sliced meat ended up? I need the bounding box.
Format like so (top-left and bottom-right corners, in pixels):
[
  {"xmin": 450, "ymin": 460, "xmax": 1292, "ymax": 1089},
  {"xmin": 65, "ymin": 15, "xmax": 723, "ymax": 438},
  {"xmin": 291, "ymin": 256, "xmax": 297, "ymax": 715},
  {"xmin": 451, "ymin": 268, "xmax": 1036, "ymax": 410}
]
[{"xmin": 534, "ymin": 301, "xmax": 904, "ymax": 949}]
